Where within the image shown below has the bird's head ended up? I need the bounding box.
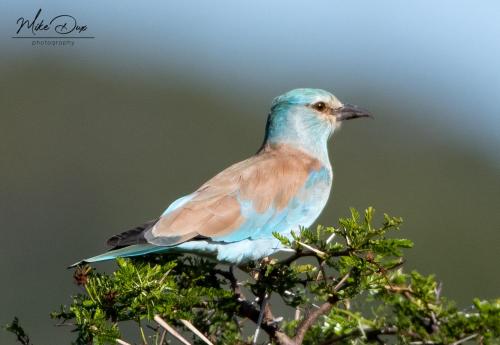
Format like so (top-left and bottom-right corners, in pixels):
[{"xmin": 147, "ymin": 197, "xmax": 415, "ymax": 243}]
[{"xmin": 263, "ymin": 88, "xmax": 371, "ymax": 157}]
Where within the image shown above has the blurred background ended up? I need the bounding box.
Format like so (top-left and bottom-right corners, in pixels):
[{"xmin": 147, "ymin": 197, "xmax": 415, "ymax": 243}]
[{"xmin": 1, "ymin": 0, "xmax": 499, "ymax": 343}]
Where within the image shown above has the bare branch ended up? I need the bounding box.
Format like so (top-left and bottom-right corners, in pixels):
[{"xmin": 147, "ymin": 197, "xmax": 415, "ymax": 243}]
[
  {"xmin": 279, "ymin": 247, "xmax": 351, "ymax": 266},
  {"xmin": 293, "ymin": 302, "xmax": 333, "ymax": 344}
]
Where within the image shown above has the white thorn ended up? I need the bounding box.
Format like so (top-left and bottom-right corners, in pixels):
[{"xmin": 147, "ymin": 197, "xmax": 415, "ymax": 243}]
[
  {"xmin": 180, "ymin": 319, "xmax": 214, "ymax": 345},
  {"xmin": 326, "ymin": 232, "xmax": 336, "ymax": 244},
  {"xmin": 296, "ymin": 241, "xmax": 326, "ymax": 257},
  {"xmin": 154, "ymin": 315, "xmax": 192, "ymax": 345},
  {"xmin": 116, "ymin": 339, "xmax": 132, "ymax": 345},
  {"xmin": 253, "ymin": 293, "xmax": 269, "ymax": 345}
]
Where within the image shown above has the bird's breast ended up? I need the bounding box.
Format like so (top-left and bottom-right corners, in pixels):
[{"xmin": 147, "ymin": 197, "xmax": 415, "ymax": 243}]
[{"xmin": 297, "ymin": 165, "xmax": 333, "ymax": 220}]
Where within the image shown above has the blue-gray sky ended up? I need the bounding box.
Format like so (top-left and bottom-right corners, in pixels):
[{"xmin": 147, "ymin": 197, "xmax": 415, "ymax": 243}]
[{"xmin": 2, "ymin": 0, "xmax": 500, "ymax": 164}]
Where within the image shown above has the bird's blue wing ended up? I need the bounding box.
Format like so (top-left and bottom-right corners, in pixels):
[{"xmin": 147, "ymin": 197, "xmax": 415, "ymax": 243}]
[{"xmin": 144, "ymin": 145, "xmax": 331, "ymax": 245}]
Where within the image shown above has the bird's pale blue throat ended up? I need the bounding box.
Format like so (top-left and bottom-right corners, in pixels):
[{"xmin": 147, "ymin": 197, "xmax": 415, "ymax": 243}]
[{"xmin": 71, "ymin": 88, "xmax": 371, "ymax": 267}]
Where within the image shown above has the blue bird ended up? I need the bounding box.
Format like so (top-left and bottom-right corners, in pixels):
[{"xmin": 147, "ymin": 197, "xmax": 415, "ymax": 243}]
[{"xmin": 71, "ymin": 88, "xmax": 370, "ymax": 267}]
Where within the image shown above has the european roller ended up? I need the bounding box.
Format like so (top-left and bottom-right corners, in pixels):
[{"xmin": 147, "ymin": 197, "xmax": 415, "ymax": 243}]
[{"xmin": 71, "ymin": 88, "xmax": 370, "ymax": 267}]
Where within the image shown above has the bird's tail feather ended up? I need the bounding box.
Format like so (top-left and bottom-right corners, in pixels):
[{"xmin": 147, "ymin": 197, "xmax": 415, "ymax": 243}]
[{"xmin": 68, "ymin": 244, "xmax": 168, "ymax": 268}]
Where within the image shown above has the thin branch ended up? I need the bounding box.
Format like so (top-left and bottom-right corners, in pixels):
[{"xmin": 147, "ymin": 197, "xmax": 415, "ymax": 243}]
[
  {"xmin": 279, "ymin": 250, "xmax": 310, "ymax": 266},
  {"xmin": 293, "ymin": 302, "xmax": 333, "ymax": 344},
  {"xmin": 279, "ymin": 247, "xmax": 351, "ymax": 266},
  {"xmin": 321, "ymin": 326, "xmax": 399, "ymax": 345},
  {"xmin": 384, "ymin": 284, "xmax": 414, "ymax": 294},
  {"xmin": 289, "ymin": 271, "xmax": 349, "ymax": 344},
  {"xmin": 315, "ymin": 257, "xmax": 328, "ymax": 284}
]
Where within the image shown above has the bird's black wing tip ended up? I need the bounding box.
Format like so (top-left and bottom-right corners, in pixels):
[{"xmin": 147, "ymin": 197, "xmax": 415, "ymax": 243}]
[{"xmin": 106, "ymin": 218, "xmax": 159, "ymax": 247}]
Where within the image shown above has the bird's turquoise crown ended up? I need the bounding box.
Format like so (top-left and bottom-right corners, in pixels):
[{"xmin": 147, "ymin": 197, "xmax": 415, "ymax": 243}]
[{"xmin": 271, "ymin": 88, "xmax": 340, "ymax": 109}]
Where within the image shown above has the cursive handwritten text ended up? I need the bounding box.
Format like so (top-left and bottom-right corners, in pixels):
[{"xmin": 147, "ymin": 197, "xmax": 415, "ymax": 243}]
[{"xmin": 16, "ymin": 9, "xmax": 88, "ymax": 36}]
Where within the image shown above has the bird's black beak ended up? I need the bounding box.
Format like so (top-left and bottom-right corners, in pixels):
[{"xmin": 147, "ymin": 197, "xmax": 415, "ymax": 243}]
[{"xmin": 333, "ymin": 104, "xmax": 373, "ymax": 121}]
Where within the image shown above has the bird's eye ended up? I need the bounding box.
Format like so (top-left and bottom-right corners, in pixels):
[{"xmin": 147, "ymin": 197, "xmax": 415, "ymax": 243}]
[{"xmin": 312, "ymin": 102, "xmax": 327, "ymax": 112}]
